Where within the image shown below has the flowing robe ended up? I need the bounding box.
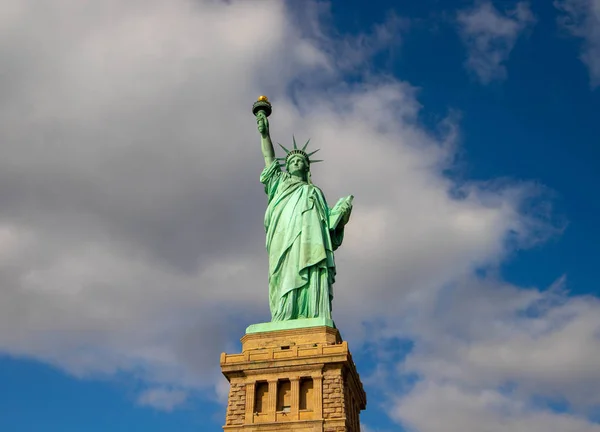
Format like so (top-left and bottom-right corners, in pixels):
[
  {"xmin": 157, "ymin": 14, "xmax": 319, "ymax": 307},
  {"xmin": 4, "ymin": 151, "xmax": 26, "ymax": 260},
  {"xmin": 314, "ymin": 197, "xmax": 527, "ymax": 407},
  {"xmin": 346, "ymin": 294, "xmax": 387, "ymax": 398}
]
[{"xmin": 260, "ymin": 161, "xmax": 344, "ymax": 321}]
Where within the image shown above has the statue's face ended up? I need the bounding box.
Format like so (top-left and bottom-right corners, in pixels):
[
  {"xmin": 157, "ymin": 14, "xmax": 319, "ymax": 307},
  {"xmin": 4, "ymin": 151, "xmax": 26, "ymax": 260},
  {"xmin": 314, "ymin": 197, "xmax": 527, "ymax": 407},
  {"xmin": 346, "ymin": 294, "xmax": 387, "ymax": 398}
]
[{"xmin": 287, "ymin": 155, "xmax": 308, "ymax": 177}]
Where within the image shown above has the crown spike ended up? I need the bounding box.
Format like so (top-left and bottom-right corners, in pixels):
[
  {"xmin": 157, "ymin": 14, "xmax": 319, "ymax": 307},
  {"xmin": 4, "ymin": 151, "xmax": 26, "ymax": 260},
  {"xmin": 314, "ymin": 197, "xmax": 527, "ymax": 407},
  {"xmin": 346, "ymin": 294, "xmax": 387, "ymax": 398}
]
[
  {"xmin": 293, "ymin": 135, "xmax": 298, "ymax": 150},
  {"xmin": 307, "ymin": 148, "xmax": 320, "ymax": 157},
  {"xmin": 278, "ymin": 143, "xmax": 291, "ymax": 154},
  {"xmin": 310, "ymin": 159, "xmax": 323, "ymax": 164},
  {"xmin": 302, "ymin": 138, "xmax": 311, "ymax": 151}
]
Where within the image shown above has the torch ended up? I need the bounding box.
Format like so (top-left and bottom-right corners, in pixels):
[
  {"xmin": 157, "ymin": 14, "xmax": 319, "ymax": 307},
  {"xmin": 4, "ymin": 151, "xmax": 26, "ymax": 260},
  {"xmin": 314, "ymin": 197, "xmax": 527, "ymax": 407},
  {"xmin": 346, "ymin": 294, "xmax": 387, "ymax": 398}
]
[{"xmin": 252, "ymin": 95, "xmax": 272, "ymax": 118}]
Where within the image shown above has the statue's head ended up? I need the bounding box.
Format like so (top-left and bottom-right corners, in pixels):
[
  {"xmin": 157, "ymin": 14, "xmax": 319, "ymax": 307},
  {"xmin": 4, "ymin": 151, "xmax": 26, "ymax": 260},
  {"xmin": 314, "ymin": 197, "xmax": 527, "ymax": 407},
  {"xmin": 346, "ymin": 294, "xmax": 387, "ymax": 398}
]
[
  {"xmin": 286, "ymin": 153, "xmax": 309, "ymax": 178},
  {"xmin": 277, "ymin": 136, "xmax": 322, "ymax": 182}
]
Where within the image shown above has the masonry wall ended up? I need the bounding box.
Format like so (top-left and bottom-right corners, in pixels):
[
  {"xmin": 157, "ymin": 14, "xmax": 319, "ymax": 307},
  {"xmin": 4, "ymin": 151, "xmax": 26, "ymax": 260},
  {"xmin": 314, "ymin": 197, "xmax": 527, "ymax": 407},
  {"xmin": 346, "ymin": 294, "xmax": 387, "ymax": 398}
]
[
  {"xmin": 220, "ymin": 326, "xmax": 366, "ymax": 432},
  {"xmin": 225, "ymin": 379, "xmax": 246, "ymax": 426}
]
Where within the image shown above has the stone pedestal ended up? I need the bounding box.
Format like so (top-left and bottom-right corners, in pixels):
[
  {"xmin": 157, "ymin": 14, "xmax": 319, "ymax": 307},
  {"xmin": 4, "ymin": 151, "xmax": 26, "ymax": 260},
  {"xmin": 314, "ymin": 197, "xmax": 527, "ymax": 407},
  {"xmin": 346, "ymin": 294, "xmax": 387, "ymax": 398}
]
[{"xmin": 220, "ymin": 326, "xmax": 366, "ymax": 432}]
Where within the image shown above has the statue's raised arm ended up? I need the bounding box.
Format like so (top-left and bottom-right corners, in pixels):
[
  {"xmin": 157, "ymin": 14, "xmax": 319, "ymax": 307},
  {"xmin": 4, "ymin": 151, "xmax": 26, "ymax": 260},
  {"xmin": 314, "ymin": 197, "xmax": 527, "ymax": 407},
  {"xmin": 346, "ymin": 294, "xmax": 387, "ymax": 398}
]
[
  {"xmin": 253, "ymin": 96, "xmax": 275, "ymax": 167},
  {"xmin": 252, "ymin": 96, "xmax": 354, "ymax": 324}
]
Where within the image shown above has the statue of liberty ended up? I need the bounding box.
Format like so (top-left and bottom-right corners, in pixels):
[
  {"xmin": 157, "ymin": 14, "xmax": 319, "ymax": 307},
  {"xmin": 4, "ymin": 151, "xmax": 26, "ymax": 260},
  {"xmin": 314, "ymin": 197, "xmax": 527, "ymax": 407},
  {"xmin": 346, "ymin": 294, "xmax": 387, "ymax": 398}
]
[{"xmin": 253, "ymin": 97, "xmax": 353, "ymax": 322}]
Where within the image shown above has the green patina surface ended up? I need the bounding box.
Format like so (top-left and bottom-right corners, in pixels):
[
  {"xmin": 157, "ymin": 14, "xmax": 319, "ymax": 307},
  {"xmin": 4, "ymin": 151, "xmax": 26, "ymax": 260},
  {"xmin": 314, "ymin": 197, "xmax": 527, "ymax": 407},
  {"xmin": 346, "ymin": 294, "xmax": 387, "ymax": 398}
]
[
  {"xmin": 246, "ymin": 317, "xmax": 336, "ymax": 334},
  {"xmin": 252, "ymin": 97, "xmax": 354, "ymax": 329}
]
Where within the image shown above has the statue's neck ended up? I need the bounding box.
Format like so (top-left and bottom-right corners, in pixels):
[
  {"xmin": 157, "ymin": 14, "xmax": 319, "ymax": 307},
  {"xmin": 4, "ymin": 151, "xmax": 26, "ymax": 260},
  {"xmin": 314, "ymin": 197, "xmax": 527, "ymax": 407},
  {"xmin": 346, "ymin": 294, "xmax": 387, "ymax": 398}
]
[{"xmin": 290, "ymin": 173, "xmax": 307, "ymax": 182}]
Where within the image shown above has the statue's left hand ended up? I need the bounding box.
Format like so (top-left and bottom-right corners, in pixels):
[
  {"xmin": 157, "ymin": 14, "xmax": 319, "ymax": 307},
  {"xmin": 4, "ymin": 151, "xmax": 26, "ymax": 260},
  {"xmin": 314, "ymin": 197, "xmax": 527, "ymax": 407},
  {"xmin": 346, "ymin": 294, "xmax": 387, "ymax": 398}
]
[{"xmin": 341, "ymin": 201, "xmax": 353, "ymax": 226}]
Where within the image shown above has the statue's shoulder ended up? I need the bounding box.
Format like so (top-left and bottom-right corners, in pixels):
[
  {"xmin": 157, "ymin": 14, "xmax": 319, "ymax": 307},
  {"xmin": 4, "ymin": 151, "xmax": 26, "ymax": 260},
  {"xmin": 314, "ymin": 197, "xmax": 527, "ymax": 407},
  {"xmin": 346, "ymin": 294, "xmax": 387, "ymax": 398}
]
[
  {"xmin": 310, "ymin": 182, "xmax": 324, "ymax": 193},
  {"xmin": 261, "ymin": 161, "xmax": 283, "ymax": 180},
  {"xmin": 308, "ymin": 184, "xmax": 327, "ymax": 201}
]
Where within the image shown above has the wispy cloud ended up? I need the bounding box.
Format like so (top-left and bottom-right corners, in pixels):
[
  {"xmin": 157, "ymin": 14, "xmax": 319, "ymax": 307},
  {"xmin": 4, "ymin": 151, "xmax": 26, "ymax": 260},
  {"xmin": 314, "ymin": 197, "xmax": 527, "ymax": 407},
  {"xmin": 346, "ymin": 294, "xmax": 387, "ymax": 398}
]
[
  {"xmin": 137, "ymin": 388, "xmax": 188, "ymax": 412},
  {"xmin": 555, "ymin": 0, "xmax": 600, "ymax": 88},
  {"xmin": 457, "ymin": 1, "xmax": 536, "ymax": 84}
]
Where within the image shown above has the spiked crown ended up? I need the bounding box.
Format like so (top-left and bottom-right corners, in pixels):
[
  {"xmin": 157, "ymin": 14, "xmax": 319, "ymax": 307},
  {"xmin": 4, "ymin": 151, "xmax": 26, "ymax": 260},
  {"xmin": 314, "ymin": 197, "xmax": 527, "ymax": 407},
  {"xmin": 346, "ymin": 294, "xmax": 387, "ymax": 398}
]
[{"xmin": 276, "ymin": 136, "xmax": 323, "ymax": 169}]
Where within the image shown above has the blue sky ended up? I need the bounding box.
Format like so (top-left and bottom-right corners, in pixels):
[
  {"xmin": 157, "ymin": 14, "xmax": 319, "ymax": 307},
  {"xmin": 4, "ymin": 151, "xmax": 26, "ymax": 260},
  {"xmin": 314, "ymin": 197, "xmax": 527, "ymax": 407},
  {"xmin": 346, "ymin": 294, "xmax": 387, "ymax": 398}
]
[
  {"xmin": 0, "ymin": 1, "xmax": 599, "ymax": 431},
  {"xmin": 329, "ymin": 0, "xmax": 600, "ymax": 292}
]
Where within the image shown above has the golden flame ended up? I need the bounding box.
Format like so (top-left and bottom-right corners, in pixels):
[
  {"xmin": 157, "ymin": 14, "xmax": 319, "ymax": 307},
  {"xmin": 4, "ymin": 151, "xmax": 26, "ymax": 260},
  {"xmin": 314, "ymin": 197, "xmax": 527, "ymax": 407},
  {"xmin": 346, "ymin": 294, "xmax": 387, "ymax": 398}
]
[{"xmin": 257, "ymin": 95, "xmax": 269, "ymax": 102}]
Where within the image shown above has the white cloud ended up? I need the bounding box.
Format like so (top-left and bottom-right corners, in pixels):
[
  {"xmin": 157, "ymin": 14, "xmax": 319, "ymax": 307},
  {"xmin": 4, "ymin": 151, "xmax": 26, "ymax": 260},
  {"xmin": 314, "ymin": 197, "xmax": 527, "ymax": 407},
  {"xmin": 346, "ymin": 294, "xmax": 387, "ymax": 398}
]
[
  {"xmin": 395, "ymin": 381, "xmax": 600, "ymax": 432},
  {"xmin": 0, "ymin": 0, "xmax": 597, "ymax": 430},
  {"xmin": 457, "ymin": 1, "xmax": 536, "ymax": 83},
  {"xmin": 386, "ymin": 276, "xmax": 600, "ymax": 430},
  {"xmin": 361, "ymin": 424, "xmax": 393, "ymax": 432},
  {"xmin": 555, "ymin": 0, "xmax": 600, "ymax": 87},
  {"xmin": 137, "ymin": 387, "xmax": 188, "ymax": 412}
]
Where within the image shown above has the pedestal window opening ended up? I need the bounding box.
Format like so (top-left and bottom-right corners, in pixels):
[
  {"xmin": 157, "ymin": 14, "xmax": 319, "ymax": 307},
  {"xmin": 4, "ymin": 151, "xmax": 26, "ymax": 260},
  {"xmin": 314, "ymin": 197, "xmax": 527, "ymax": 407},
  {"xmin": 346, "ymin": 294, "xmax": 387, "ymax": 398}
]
[
  {"xmin": 254, "ymin": 381, "xmax": 269, "ymax": 414},
  {"xmin": 299, "ymin": 377, "xmax": 314, "ymax": 411},
  {"xmin": 276, "ymin": 379, "xmax": 291, "ymax": 412}
]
